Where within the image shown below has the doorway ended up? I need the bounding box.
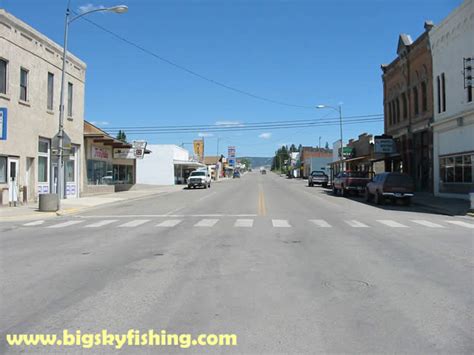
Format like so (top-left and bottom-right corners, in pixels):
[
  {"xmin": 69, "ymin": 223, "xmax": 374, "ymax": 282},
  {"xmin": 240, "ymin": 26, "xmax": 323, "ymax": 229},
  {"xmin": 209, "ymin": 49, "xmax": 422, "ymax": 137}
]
[{"xmin": 7, "ymin": 157, "xmax": 19, "ymax": 206}]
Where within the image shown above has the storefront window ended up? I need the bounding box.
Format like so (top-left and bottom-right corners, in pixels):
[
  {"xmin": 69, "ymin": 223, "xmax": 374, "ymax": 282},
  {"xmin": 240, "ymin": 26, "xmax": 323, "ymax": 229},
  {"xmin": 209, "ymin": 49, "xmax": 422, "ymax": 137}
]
[
  {"xmin": 38, "ymin": 141, "xmax": 49, "ymax": 153},
  {"xmin": 0, "ymin": 156, "xmax": 6, "ymax": 183},
  {"xmin": 66, "ymin": 160, "xmax": 75, "ymax": 182},
  {"xmin": 38, "ymin": 156, "xmax": 48, "ymax": 183},
  {"xmin": 113, "ymin": 164, "xmax": 133, "ymax": 184},
  {"xmin": 440, "ymin": 154, "xmax": 473, "ymax": 184},
  {"xmin": 87, "ymin": 160, "xmax": 112, "ymax": 185}
]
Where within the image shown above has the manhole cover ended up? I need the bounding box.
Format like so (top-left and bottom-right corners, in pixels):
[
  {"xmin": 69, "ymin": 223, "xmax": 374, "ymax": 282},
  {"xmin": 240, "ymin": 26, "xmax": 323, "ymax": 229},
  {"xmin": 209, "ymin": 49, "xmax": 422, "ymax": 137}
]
[{"xmin": 322, "ymin": 279, "xmax": 371, "ymax": 292}]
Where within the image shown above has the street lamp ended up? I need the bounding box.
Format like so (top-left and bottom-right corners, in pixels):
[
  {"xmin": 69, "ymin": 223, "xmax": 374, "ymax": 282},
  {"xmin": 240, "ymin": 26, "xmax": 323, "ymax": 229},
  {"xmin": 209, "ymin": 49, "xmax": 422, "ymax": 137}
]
[
  {"xmin": 316, "ymin": 103, "xmax": 344, "ymax": 173},
  {"xmin": 56, "ymin": 2, "xmax": 127, "ymax": 206}
]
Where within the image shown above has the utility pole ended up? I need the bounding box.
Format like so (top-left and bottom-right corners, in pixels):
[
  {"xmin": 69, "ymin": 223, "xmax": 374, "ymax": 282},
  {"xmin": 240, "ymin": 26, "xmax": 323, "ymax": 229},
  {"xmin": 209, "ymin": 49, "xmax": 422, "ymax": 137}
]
[{"xmin": 319, "ymin": 136, "xmax": 321, "ymax": 150}]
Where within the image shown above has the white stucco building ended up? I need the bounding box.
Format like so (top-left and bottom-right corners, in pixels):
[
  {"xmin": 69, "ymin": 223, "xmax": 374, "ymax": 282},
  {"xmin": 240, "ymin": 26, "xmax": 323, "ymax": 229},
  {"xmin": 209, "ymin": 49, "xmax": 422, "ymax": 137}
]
[
  {"xmin": 137, "ymin": 145, "xmax": 204, "ymax": 185},
  {"xmin": 430, "ymin": 0, "xmax": 474, "ymax": 199},
  {"xmin": 0, "ymin": 10, "xmax": 86, "ymax": 205}
]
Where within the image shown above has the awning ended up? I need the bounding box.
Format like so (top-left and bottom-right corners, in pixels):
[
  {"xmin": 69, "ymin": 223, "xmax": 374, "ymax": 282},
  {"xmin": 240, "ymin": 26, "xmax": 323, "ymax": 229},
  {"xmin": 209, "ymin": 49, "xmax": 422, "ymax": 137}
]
[
  {"xmin": 173, "ymin": 160, "xmax": 205, "ymax": 168},
  {"xmin": 344, "ymin": 156, "xmax": 370, "ymax": 163}
]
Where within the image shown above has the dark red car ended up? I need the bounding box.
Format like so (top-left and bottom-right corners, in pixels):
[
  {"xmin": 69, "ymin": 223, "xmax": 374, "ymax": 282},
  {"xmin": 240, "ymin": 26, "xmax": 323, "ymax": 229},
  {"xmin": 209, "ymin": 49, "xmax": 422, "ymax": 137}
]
[
  {"xmin": 332, "ymin": 171, "xmax": 370, "ymax": 197},
  {"xmin": 365, "ymin": 172, "xmax": 415, "ymax": 205}
]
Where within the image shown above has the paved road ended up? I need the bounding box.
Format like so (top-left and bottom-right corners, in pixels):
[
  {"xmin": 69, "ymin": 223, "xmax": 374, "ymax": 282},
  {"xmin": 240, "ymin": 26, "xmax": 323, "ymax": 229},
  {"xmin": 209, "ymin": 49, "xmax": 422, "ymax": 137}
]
[{"xmin": 1, "ymin": 172, "xmax": 473, "ymax": 354}]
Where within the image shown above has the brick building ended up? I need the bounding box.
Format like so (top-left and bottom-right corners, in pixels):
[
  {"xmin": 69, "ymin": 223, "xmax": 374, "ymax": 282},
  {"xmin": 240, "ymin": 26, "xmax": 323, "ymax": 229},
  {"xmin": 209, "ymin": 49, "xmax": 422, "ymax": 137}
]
[{"xmin": 381, "ymin": 22, "xmax": 435, "ymax": 192}]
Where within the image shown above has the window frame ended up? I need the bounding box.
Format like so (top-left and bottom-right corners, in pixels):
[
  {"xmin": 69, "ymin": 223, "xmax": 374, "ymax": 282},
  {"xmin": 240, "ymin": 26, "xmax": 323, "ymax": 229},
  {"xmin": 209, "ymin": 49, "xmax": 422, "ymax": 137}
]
[
  {"xmin": 421, "ymin": 81, "xmax": 428, "ymax": 112},
  {"xmin": 67, "ymin": 82, "xmax": 73, "ymax": 117},
  {"xmin": 441, "ymin": 73, "xmax": 446, "ymax": 112},
  {"xmin": 413, "ymin": 86, "xmax": 419, "ymax": 116},
  {"xmin": 0, "ymin": 58, "xmax": 7, "ymax": 95},
  {"xmin": 0, "ymin": 155, "xmax": 7, "ymax": 183},
  {"xmin": 20, "ymin": 67, "xmax": 29, "ymax": 101},
  {"xmin": 47, "ymin": 72, "xmax": 54, "ymax": 111}
]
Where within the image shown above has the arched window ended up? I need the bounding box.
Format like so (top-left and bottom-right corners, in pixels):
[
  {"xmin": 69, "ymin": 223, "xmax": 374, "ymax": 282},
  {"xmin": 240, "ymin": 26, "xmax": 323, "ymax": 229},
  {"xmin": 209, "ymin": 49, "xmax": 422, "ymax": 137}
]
[
  {"xmin": 421, "ymin": 81, "xmax": 428, "ymax": 112},
  {"xmin": 413, "ymin": 86, "xmax": 419, "ymax": 115},
  {"xmin": 402, "ymin": 93, "xmax": 408, "ymax": 119}
]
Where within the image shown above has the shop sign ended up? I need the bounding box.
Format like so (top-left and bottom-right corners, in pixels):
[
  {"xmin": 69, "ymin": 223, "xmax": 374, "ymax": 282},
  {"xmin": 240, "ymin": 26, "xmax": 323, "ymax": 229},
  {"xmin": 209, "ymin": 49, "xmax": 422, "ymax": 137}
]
[
  {"xmin": 228, "ymin": 146, "xmax": 236, "ymax": 166},
  {"xmin": 0, "ymin": 108, "xmax": 7, "ymax": 140},
  {"xmin": 193, "ymin": 139, "xmax": 204, "ymax": 161},
  {"xmin": 132, "ymin": 140, "xmax": 147, "ymax": 159},
  {"xmin": 374, "ymin": 137, "xmax": 396, "ymax": 154},
  {"xmin": 113, "ymin": 148, "xmax": 135, "ymax": 159},
  {"xmin": 91, "ymin": 146, "xmax": 110, "ymax": 160}
]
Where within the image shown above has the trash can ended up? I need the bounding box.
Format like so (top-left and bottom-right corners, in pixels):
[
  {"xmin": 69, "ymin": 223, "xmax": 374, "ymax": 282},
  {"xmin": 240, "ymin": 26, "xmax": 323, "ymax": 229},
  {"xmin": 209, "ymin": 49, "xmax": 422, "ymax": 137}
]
[{"xmin": 39, "ymin": 193, "xmax": 59, "ymax": 212}]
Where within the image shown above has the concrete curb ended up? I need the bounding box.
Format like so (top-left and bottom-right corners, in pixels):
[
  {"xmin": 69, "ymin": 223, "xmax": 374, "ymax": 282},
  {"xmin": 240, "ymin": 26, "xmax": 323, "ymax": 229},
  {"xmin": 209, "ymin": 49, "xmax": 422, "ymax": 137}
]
[{"xmin": 2, "ymin": 189, "xmax": 182, "ymax": 222}]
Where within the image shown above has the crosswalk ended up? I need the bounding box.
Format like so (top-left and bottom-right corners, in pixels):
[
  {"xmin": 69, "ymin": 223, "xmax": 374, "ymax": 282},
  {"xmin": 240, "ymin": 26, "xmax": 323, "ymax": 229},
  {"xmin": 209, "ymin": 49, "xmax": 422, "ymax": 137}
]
[{"xmin": 19, "ymin": 218, "xmax": 474, "ymax": 231}]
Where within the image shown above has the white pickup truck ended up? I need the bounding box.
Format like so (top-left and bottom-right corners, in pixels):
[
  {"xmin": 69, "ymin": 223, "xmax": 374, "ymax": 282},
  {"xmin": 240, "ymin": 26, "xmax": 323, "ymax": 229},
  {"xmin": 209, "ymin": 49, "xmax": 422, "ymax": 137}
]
[{"xmin": 187, "ymin": 170, "xmax": 212, "ymax": 189}]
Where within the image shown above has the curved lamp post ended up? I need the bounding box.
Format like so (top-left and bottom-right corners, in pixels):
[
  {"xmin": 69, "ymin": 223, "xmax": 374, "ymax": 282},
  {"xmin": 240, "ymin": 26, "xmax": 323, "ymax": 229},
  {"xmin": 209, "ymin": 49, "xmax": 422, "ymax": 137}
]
[
  {"xmin": 316, "ymin": 103, "xmax": 344, "ymax": 173},
  {"xmin": 56, "ymin": 2, "xmax": 127, "ymax": 206}
]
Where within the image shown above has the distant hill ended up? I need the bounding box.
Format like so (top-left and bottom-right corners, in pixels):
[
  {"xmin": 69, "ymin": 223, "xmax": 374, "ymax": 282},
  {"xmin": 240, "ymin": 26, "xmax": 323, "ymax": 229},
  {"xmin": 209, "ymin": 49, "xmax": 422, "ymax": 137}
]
[{"xmin": 238, "ymin": 157, "xmax": 273, "ymax": 168}]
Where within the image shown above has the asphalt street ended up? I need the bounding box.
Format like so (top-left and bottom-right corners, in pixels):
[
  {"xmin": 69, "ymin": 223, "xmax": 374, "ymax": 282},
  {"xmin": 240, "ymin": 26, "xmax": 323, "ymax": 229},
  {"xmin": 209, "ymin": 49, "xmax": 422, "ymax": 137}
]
[{"xmin": 0, "ymin": 172, "xmax": 473, "ymax": 354}]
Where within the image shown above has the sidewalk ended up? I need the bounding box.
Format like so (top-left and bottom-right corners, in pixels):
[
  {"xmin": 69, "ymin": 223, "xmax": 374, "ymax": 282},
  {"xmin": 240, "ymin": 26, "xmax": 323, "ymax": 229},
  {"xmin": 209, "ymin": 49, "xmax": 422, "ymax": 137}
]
[
  {"xmin": 0, "ymin": 184, "xmax": 183, "ymax": 221},
  {"xmin": 412, "ymin": 192, "xmax": 472, "ymax": 217}
]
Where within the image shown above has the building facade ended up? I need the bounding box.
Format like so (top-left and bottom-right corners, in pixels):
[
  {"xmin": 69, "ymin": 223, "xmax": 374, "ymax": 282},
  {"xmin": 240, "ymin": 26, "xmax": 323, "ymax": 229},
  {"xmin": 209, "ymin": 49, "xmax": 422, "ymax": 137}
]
[
  {"xmin": 0, "ymin": 10, "xmax": 86, "ymax": 205},
  {"xmin": 299, "ymin": 146, "xmax": 332, "ymax": 178},
  {"xmin": 429, "ymin": 0, "xmax": 474, "ymax": 199},
  {"xmin": 137, "ymin": 144, "xmax": 204, "ymax": 186},
  {"xmin": 381, "ymin": 21, "xmax": 435, "ymax": 192},
  {"xmin": 83, "ymin": 121, "xmax": 138, "ymax": 195}
]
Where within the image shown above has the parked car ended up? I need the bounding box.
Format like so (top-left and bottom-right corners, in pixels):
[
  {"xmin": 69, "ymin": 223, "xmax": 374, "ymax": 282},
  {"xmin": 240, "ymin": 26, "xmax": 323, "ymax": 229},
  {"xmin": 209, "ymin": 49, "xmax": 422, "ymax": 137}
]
[
  {"xmin": 365, "ymin": 172, "xmax": 414, "ymax": 205},
  {"xmin": 187, "ymin": 170, "xmax": 211, "ymax": 189},
  {"xmin": 308, "ymin": 171, "xmax": 329, "ymax": 188},
  {"xmin": 233, "ymin": 170, "xmax": 241, "ymax": 178},
  {"xmin": 260, "ymin": 168, "xmax": 267, "ymax": 175},
  {"xmin": 332, "ymin": 171, "xmax": 370, "ymax": 196}
]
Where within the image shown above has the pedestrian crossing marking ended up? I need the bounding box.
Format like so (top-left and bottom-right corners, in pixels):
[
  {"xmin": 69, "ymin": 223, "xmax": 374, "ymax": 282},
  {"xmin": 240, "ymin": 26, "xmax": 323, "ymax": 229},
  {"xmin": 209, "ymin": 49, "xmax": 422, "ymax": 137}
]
[
  {"xmin": 118, "ymin": 220, "xmax": 150, "ymax": 228},
  {"xmin": 47, "ymin": 220, "xmax": 84, "ymax": 228},
  {"xmin": 377, "ymin": 220, "xmax": 408, "ymax": 228},
  {"xmin": 446, "ymin": 221, "xmax": 474, "ymax": 229},
  {"xmin": 411, "ymin": 220, "xmax": 444, "ymax": 228},
  {"xmin": 85, "ymin": 220, "xmax": 118, "ymax": 228},
  {"xmin": 234, "ymin": 219, "xmax": 254, "ymax": 227},
  {"xmin": 194, "ymin": 219, "xmax": 219, "ymax": 227},
  {"xmin": 272, "ymin": 219, "xmax": 291, "ymax": 228},
  {"xmin": 309, "ymin": 219, "xmax": 332, "ymax": 228},
  {"xmin": 345, "ymin": 220, "xmax": 369, "ymax": 228},
  {"xmin": 23, "ymin": 220, "xmax": 45, "ymax": 226},
  {"xmin": 156, "ymin": 220, "xmax": 182, "ymax": 227}
]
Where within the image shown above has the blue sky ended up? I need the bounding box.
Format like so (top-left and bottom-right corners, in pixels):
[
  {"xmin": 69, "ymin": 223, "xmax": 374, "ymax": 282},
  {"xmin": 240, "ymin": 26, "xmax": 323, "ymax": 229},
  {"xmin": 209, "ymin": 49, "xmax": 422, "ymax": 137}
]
[{"xmin": 2, "ymin": 0, "xmax": 461, "ymax": 157}]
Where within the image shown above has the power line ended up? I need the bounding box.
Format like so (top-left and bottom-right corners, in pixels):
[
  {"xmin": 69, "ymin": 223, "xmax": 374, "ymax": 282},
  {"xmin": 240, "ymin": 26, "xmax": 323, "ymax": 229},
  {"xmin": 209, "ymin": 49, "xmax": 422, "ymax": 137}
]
[
  {"xmin": 73, "ymin": 10, "xmax": 316, "ymax": 109},
  {"xmin": 105, "ymin": 114, "xmax": 383, "ymax": 132},
  {"xmin": 106, "ymin": 117, "xmax": 383, "ymax": 135}
]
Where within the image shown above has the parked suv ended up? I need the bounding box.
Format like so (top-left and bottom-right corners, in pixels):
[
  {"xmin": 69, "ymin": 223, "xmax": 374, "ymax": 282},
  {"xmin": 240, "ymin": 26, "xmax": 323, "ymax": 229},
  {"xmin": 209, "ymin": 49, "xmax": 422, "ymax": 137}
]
[
  {"xmin": 365, "ymin": 172, "xmax": 414, "ymax": 205},
  {"xmin": 308, "ymin": 171, "xmax": 328, "ymax": 188},
  {"xmin": 187, "ymin": 170, "xmax": 211, "ymax": 189},
  {"xmin": 332, "ymin": 171, "xmax": 370, "ymax": 197}
]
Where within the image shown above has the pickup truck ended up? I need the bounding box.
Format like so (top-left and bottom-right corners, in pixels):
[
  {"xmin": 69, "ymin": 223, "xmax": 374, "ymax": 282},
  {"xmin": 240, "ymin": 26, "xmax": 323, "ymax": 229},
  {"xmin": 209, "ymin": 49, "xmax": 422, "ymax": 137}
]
[
  {"xmin": 332, "ymin": 171, "xmax": 370, "ymax": 197},
  {"xmin": 308, "ymin": 171, "xmax": 329, "ymax": 188},
  {"xmin": 187, "ymin": 170, "xmax": 211, "ymax": 189}
]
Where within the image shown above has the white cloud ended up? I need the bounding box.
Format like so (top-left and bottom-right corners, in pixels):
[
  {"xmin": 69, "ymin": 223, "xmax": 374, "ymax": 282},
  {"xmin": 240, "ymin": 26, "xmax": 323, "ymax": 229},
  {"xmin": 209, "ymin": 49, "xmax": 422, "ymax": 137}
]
[
  {"xmin": 78, "ymin": 3, "xmax": 106, "ymax": 13},
  {"xmin": 198, "ymin": 132, "xmax": 213, "ymax": 137},
  {"xmin": 90, "ymin": 121, "xmax": 109, "ymax": 126},
  {"xmin": 214, "ymin": 120, "xmax": 243, "ymax": 127},
  {"xmin": 258, "ymin": 132, "xmax": 272, "ymax": 139}
]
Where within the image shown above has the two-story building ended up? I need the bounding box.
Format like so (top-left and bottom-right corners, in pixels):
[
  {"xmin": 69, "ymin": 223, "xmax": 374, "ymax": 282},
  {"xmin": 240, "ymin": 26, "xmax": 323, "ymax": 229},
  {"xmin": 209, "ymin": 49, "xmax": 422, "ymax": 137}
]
[
  {"xmin": 429, "ymin": 0, "xmax": 474, "ymax": 199},
  {"xmin": 0, "ymin": 9, "xmax": 86, "ymax": 205},
  {"xmin": 381, "ymin": 21, "xmax": 435, "ymax": 192}
]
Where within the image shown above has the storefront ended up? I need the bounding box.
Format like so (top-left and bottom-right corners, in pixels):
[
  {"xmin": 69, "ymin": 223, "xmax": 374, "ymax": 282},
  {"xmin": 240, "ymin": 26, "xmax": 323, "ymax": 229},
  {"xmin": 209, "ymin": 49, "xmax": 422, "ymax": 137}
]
[{"xmin": 83, "ymin": 121, "xmax": 137, "ymax": 195}]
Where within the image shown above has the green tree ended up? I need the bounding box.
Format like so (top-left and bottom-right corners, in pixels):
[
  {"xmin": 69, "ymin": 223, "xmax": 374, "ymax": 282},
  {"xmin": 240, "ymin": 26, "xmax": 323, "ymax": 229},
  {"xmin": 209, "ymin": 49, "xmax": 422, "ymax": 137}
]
[{"xmin": 116, "ymin": 130, "xmax": 127, "ymax": 143}]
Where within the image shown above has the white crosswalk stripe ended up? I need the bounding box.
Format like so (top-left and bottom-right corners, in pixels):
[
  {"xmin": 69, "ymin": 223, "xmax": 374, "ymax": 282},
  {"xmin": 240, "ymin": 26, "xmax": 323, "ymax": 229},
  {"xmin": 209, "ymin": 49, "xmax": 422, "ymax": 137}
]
[
  {"xmin": 446, "ymin": 221, "xmax": 474, "ymax": 229},
  {"xmin": 156, "ymin": 220, "xmax": 182, "ymax": 227},
  {"xmin": 48, "ymin": 220, "xmax": 84, "ymax": 228},
  {"xmin": 309, "ymin": 219, "xmax": 332, "ymax": 228},
  {"xmin": 23, "ymin": 220, "xmax": 45, "ymax": 226},
  {"xmin": 118, "ymin": 220, "xmax": 150, "ymax": 228},
  {"xmin": 85, "ymin": 220, "xmax": 118, "ymax": 228},
  {"xmin": 345, "ymin": 220, "xmax": 369, "ymax": 228},
  {"xmin": 377, "ymin": 220, "xmax": 408, "ymax": 228},
  {"xmin": 411, "ymin": 220, "xmax": 444, "ymax": 228},
  {"xmin": 234, "ymin": 219, "xmax": 254, "ymax": 227},
  {"xmin": 194, "ymin": 219, "xmax": 219, "ymax": 227},
  {"xmin": 272, "ymin": 219, "xmax": 291, "ymax": 228}
]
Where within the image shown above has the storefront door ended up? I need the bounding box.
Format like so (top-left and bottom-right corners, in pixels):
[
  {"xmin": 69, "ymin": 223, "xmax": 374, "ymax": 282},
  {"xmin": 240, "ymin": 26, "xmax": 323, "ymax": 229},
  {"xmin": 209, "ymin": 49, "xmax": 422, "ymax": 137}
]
[
  {"xmin": 7, "ymin": 157, "xmax": 19, "ymax": 205},
  {"xmin": 38, "ymin": 138, "xmax": 50, "ymax": 195},
  {"xmin": 65, "ymin": 145, "xmax": 79, "ymax": 198}
]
